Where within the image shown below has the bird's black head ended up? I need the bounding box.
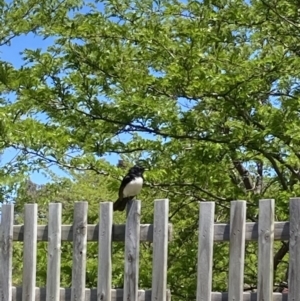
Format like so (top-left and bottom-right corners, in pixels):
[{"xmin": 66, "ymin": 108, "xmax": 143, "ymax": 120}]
[{"xmin": 128, "ymin": 165, "xmax": 145, "ymax": 176}]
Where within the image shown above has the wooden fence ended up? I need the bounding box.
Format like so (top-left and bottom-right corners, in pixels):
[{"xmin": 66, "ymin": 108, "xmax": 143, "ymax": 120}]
[
  {"xmin": 0, "ymin": 200, "xmax": 172, "ymax": 301},
  {"xmin": 1, "ymin": 198, "xmax": 299, "ymax": 301},
  {"xmin": 197, "ymin": 199, "xmax": 293, "ymax": 301}
]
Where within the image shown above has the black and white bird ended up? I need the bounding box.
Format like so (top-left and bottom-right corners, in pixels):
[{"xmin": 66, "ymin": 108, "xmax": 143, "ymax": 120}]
[{"xmin": 113, "ymin": 165, "xmax": 145, "ymax": 212}]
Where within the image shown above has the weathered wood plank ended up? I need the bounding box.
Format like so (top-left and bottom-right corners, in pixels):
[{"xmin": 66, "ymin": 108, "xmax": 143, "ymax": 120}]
[
  {"xmin": 12, "ymin": 287, "xmax": 172, "ymax": 301},
  {"xmin": 210, "ymin": 292, "xmax": 288, "ymax": 301},
  {"xmin": 13, "ymin": 224, "xmax": 173, "ymax": 242},
  {"xmin": 196, "ymin": 202, "xmax": 215, "ymax": 301},
  {"xmin": 0, "ymin": 204, "xmax": 14, "ymax": 301},
  {"xmin": 12, "ymin": 220, "xmax": 293, "ymax": 242},
  {"xmin": 22, "ymin": 204, "xmax": 38, "ymax": 301},
  {"xmin": 288, "ymin": 197, "xmax": 300, "ymax": 300},
  {"xmin": 97, "ymin": 202, "xmax": 113, "ymax": 301},
  {"xmin": 11, "ymin": 287, "xmax": 289, "ymax": 301},
  {"xmin": 151, "ymin": 199, "xmax": 169, "ymax": 301},
  {"xmin": 71, "ymin": 202, "xmax": 88, "ymax": 301},
  {"xmin": 123, "ymin": 200, "xmax": 141, "ymax": 301},
  {"xmin": 46, "ymin": 203, "xmax": 62, "ymax": 301},
  {"xmin": 257, "ymin": 199, "xmax": 274, "ymax": 301},
  {"xmin": 228, "ymin": 201, "xmax": 246, "ymax": 301},
  {"xmin": 214, "ymin": 221, "xmax": 289, "ymax": 241}
]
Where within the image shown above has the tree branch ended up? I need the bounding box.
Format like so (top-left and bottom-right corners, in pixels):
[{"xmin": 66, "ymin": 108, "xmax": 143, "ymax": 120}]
[
  {"xmin": 148, "ymin": 182, "xmax": 229, "ymax": 202},
  {"xmin": 232, "ymin": 159, "xmax": 253, "ymax": 191},
  {"xmin": 274, "ymin": 241, "xmax": 289, "ymax": 273}
]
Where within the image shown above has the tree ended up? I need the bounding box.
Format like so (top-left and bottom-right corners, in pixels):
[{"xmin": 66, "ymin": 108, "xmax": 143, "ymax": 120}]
[{"xmin": 2, "ymin": 0, "xmax": 300, "ymax": 299}]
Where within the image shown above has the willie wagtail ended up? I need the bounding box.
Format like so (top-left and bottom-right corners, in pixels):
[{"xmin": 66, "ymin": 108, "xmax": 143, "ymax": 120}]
[{"xmin": 113, "ymin": 165, "xmax": 145, "ymax": 212}]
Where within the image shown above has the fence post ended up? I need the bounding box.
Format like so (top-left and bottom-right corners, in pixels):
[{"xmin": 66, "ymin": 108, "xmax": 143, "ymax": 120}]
[
  {"xmin": 228, "ymin": 201, "xmax": 246, "ymax": 301},
  {"xmin": 0, "ymin": 204, "xmax": 14, "ymax": 301},
  {"xmin": 123, "ymin": 200, "xmax": 141, "ymax": 301},
  {"xmin": 97, "ymin": 202, "xmax": 113, "ymax": 301},
  {"xmin": 288, "ymin": 197, "xmax": 300, "ymax": 299},
  {"xmin": 46, "ymin": 203, "xmax": 62, "ymax": 301},
  {"xmin": 71, "ymin": 202, "xmax": 88, "ymax": 301},
  {"xmin": 22, "ymin": 204, "xmax": 38, "ymax": 301},
  {"xmin": 151, "ymin": 199, "xmax": 169, "ymax": 301},
  {"xmin": 257, "ymin": 199, "xmax": 274, "ymax": 301},
  {"xmin": 196, "ymin": 202, "xmax": 215, "ymax": 301}
]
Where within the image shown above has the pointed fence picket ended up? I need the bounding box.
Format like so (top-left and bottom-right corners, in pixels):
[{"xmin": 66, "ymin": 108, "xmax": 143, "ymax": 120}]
[{"xmin": 2, "ymin": 198, "xmax": 300, "ymax": 301}]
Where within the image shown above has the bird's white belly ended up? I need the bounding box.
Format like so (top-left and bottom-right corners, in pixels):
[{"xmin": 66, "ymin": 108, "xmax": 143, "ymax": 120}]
[{"xmin": 123, "ymin": 177, "xmax": 143, "ymax": 197}]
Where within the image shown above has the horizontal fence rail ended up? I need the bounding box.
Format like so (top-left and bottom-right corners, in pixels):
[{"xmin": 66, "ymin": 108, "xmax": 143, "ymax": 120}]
[
  {"xmin": 214, "ymin": 221, "xmax": 289, "ymax": 241},
  {"xmin": 13, "ymin": 221, "xmax": 294, "ymax": 242},
  {"xmin": 12, "ymin": 224, "xmax": 173, "ymax": 242}
]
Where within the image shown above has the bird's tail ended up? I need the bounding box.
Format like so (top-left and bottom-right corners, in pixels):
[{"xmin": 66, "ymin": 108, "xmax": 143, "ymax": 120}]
[{"xmin": 113, "ymin": 196, "xmax": 134, "ymax": 212}]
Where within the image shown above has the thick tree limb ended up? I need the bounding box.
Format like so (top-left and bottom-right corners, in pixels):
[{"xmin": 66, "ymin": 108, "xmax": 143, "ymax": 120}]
[
  {"xmin": 274, "ymin": 242, "xmax": 289, "ymax": 273},
  {"xmin": 232, "ymin": 159, "xmax": 253, "ymax": 191},
  {"xmin": 255, "ymin": 161, "xmax": 263, "ymax": 194}
]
